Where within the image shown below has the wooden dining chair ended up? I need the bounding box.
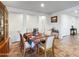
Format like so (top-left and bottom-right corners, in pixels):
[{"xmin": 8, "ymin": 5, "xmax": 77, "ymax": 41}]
[
  {"xmin": 39, "ymin": 36, "xmax": 54, "ymax": 56},
  {"xmin": 19, "ymin": 33, "xmax": 31, "ymax": 56}
]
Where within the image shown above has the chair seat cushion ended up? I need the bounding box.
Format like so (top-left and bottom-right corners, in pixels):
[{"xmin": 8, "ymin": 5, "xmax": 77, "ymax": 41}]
[{"xmin": 24, "ymin": 42, "xmax": 31, "ymax": 49}]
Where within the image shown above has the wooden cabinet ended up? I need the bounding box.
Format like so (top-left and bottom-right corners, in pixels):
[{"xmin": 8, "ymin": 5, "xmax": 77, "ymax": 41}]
[{"xmin": 0, "ymin": 2, "xmax": 9, "ymax": 56}]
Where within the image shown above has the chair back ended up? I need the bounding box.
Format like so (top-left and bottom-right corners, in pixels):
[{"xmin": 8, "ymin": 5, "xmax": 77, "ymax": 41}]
[
  {"xmin": 45, "ymin": 30, "xmax": 51, "ymax": 36},
  {"xmin": 23, "ymin": 33, "xmax": 28, "ymax": 41},
  {"xmin": 19, "ymin": 33, "xmax": 24, "ymax": 49},
  {"xmin": 46, "ymin": 36, "xmax": 54, "ymax": 49}
]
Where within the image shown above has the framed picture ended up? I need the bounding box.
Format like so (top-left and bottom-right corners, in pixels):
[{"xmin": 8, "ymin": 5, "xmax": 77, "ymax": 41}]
[{"xmin": 51, "ymin": 16, "xmax": 57, "ymax": 23}]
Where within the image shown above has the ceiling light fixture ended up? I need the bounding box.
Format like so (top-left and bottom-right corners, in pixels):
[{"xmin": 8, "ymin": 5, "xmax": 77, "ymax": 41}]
[
  {"xmin": 41, "ymin": 3, "xmax": 44, "ymax": 7},
  {"xmin": 74, "ymin": 10, "xmax": 78, "ymax": 13}
]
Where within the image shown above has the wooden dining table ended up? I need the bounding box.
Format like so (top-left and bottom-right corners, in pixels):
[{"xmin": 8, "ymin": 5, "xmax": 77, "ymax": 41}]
[{"xmin": 23, "ymin": 32, "xmax": 46, "ymax": 54}]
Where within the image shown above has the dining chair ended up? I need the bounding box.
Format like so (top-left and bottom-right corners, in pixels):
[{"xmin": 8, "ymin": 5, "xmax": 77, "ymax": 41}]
[
  {"xmin": 45, "ymin": 30, "xmax": 52, "ymax": 36},
  {"xmin": 39, "ymin": 36, "xmax": 54, "ymax": 56},
  {"xmin": 19, "ymin": 33, "xmax": 31, "ymax": 56}
]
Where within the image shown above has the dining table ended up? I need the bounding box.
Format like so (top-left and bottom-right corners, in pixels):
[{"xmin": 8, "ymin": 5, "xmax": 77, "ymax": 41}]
[{"xmin": 23, "ymin": 32, "xmax": 47, "ymax": 54}]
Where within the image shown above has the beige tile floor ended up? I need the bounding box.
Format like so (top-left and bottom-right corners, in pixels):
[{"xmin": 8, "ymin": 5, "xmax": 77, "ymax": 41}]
[{"xmin": 8, "ymin": 35, "xmax": 79, "ymax": 57}]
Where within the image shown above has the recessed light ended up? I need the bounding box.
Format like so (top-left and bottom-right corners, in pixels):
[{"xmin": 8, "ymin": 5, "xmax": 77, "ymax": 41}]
[
  {"xmin": 74, "ymin": 10, "xmax": 78, "ymax": 13},
  {"xmin": 41, "ymin": 3, "xmax": 44, "ymax": 7}
]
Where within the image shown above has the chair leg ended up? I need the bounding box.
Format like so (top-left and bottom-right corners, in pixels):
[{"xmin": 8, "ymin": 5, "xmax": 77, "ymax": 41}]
[
  {"xmin": 45, "ymin": 50, "xmax": 46, "ymax": 57},
  {"xmin": 23, "ymin": 48, "xmax": 25, "ymax": 56},
  {"xmin": 51, "ymin": 48, "xmax": 53, "ymax": 56},
  {"xmin": 37, "ymin": 48, "xmax": 39, "ymax": 54},
  {"xmin": 37, "ymin": 46, "xmax": 39, "ymax": 54},
  {"xmin": 52, "ymin": 47, "xmax": 54, "ymax": 57}
]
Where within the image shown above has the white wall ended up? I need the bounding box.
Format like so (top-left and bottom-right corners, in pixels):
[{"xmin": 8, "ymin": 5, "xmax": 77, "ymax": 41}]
[
  {"xmin": 75, "ymin": 17, "xmax": 79, "ymax": 33},
  {"xmin": 59, "ymin": 14, "xmax": 77, "ymax": 38},
  {"xmin": 50, "ymin": 13, "xmax": 78, "ymax": 39}
]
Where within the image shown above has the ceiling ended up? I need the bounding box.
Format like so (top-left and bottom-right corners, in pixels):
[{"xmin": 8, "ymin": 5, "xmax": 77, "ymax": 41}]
[{"xmin": 2, "ymin": 1, "xmax": 79, "ymax": 15}]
